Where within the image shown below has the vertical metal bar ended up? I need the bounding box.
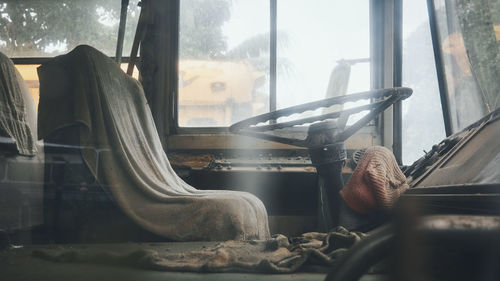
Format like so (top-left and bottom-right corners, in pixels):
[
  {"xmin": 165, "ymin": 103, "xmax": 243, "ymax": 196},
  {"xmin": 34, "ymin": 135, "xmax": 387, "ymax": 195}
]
[
  {"xmin": 127, "ymin": 0, "xmax": 148, "ymax": 76},
  {"xmin": 370, "ymin": 0, "xmax": 387, "ymax": 147},
  {"xmin": 115, "ymin": 0, "xmax": 129, "ymax": 64},
  {"xmin": 381, "ymin": 1, "xmax": 394, "ymax": 150},
  {"xmin": 427, "ymin": 0, "xmax": 453, "ymax": 136},
  {"xmin": 169, "ymin": 0, "xmax": 180, "ymax": 135},
  {"xmin": 270, "ymin": 0, "xmax": 277, "ymax": 114},
  {"xmin": 370, "ymin": 0, "xmax": 384, "ymax": 91},
  {"xmin": 393, "ymin": 0, "xmax": 403, "ymax": 164}
]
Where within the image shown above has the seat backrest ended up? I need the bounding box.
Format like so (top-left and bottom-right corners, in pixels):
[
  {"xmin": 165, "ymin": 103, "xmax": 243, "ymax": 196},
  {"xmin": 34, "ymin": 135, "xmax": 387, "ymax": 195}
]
[
  {"xmin": 35, "ymin": 45, "xmax": 270, "ymax": 241},
  {"xmin": 0, "ymin": 52, "xmax": 37, "ymax": 155},
  {"xmin": 0, "ymin": 52, "xmax": 44, "ymax": 232}
]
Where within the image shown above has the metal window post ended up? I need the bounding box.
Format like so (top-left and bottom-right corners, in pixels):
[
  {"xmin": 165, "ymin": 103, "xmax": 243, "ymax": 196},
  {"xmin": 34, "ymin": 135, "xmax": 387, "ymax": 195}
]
[
  {"xmin": 270, "ymin": 0, "xmax": 277, "ymax": 115},
  {"xmin": 393, "ymin": 0, "xmax": 403, "ymax": 165},
  {"xmin": 115, "ymin": 0, "xmax": 130, "ymax": 64},
  {"xmin": 427, "ymin": 0, "xmax": 453, "ymax": 136}
]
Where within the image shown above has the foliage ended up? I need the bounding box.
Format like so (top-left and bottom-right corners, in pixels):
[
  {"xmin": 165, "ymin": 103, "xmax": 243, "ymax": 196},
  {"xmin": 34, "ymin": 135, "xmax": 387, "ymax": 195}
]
[
  {"xmin": 0, "ymin": 0, "xmax": 290, "ymax": 74},
  {"xmin": 179, "ymin": 0, "xmax": 292, "ymax": 74},
  {"xmin": 226, "ymin": 31, "xmax": 293, "ymax": 74},
  {"xmin": 179, "ymin": 0, "xmax": 231, "ymax": 59},
  {"xmin": 456, "ymin": 0, "xmax": 500, "ymax": 111},
  {"xmin": 0, "ymin": 0, "xmax": 140, "ymax": 57}
]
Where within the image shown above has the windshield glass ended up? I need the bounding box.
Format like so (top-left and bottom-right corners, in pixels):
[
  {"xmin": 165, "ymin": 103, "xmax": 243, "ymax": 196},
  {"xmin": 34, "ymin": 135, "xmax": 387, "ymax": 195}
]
[
  {"xmin": 402, "ymin": 0, "xmax": 446, "ymax": 164},
  {"xmin": 177, "ymin": 0, "xmax": 371, "ymax": 128},
  {"xmin": 433, "ymin": 0, "xmax": 500, "ymax": 132}
]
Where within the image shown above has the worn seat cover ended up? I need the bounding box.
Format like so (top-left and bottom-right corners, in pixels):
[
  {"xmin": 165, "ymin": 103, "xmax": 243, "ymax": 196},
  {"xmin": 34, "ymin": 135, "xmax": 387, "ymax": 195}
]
[
  {"xmin": 0, "ymin": 52, "xmax": 44, "ymax": 230},
  {"xmin": 37, "ymin": 45, "xmax": 270, "ymax": 241},
  {"xmin": 0, "ymin": 52, "xmax": 37, "ymax": 155}
]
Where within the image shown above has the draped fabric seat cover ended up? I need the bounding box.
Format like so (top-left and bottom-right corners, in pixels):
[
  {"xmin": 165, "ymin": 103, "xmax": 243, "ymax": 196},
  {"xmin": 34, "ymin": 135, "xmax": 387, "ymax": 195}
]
[
  {"xmin": 37, "ymin": 45, "xmax": 270, "ymax": 241},
  {"xmin": 0, "ymin": 52, "xmax": 37, "ymax": 155}
]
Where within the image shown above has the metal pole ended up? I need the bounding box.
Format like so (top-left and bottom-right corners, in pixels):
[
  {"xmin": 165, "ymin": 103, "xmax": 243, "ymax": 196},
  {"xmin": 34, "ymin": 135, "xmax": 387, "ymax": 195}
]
[
  {"xmin": 270, "ymin": 0, "xmax": 277, "ymax": 115},
  {"xmin": 115, "ymin": 0, "xmax": 129, "ymax": 64},
  {"xmin": 427, "ymin": 0, "xmax": 453, "ymax": 136},
  {"xmin": 128, "ymin": 0, "xmax": 149, "ymax": 76},
  {"xmin": 393, "ymin": 0, "xmax": 403, "ymax": 164}
]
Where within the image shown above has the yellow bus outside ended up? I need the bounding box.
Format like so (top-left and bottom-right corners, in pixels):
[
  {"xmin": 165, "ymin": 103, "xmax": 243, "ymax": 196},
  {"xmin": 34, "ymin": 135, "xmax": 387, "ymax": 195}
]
[
  {"xmin": 178, "ymin": 60, "xmax": 267, "ymax": 127},
  {"xmin": 15, "ymin": 60, "xmax": 266, "ymax": 127}
]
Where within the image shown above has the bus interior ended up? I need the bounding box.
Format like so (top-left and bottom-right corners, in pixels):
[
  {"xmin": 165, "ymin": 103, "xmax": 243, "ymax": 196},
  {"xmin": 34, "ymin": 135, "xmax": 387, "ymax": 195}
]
[{"xmin": 0, "ymin": 0, "xmax": 499, "ymax": 280}]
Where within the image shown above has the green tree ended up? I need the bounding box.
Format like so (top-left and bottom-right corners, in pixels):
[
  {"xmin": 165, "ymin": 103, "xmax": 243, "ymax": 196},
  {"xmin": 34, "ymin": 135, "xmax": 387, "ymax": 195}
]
[
  {"xmin": 179, "ymin": 0, "xmax": 292, "ymax": 75},
  {"xmin": 179, "ymin": 0, "xmax": 231, "ymax": 59},
  {"xmin": 0, "ymin": 0, "xmax": 140, "ymax": 57}
]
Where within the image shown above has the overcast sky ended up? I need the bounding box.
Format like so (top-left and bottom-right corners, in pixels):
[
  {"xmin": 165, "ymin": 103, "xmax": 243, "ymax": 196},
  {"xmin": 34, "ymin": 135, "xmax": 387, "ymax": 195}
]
[
  {"xmin": 221, "ymin": 0, "xmax": 431, "ymax": 108},
  {"xmin": 222, "ymin": 0, "xmax": 369, "ymax": 109}
]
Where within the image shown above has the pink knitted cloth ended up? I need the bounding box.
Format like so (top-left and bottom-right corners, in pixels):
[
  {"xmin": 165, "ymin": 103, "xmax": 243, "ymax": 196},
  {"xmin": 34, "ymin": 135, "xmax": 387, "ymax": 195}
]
[{"xmin": 340, "ymin": 146, "xmax": 409, "ymax": 214}]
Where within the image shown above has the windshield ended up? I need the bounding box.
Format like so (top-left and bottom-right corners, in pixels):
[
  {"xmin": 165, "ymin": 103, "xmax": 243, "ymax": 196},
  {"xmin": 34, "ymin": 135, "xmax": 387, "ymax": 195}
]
[{"xmin": 433, "ymin": 0, "xmax": 500, "ymax": 132}]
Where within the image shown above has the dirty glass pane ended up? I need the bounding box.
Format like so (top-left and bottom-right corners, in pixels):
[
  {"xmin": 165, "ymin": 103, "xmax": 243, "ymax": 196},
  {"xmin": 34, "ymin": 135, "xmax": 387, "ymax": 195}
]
[
  {"xmin": 13, "ymin": 64, "xmax": 40, "ymax": 107},
  {"xmin": 452, "ymin": 0, "xmax": 500, "ymax": 115},
  {"xmin": 178, "ymin": 0, "xmax": 270, "ymax": 127},
  {"xmin": 0, "ymin": 0, "xmax": 140, "ymax": 57},
  {"xmin": 14, "ymin": 64, "xmax": 139, "ymax": 109},
  {"xmin": 276, "ymin": 0, "xmax": 370, "ymax": 124},
  {"xmin": 433, "ymin": 0, "xmax": 498, "ymax": 132},
  {"xmin": 402, "ymin": 0, "xmax": 446, "ymax": 164}
]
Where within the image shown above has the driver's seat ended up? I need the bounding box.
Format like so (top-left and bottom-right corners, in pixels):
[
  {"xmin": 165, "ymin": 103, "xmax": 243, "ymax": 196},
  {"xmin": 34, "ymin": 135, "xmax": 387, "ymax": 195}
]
[{"xmin": 37, "ymin": 45, "xmax": 270, "ymax": 241}]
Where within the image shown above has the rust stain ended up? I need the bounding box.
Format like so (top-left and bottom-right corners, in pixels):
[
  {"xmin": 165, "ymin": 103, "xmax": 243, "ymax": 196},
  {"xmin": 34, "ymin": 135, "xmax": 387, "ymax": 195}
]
[{"xmin": 167, "ymin": 153, "xmax": 213, "ymax": 169}]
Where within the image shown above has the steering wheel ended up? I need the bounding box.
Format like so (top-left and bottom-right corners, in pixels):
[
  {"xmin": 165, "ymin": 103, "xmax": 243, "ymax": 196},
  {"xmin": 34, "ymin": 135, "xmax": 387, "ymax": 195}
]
[
  {"xmin": 229, "ymin": 87, "xmax": 412, "ymax": 147},
  {"xmin": 230, "ymin": 87, "xmax": 412, "ymax": 233}
]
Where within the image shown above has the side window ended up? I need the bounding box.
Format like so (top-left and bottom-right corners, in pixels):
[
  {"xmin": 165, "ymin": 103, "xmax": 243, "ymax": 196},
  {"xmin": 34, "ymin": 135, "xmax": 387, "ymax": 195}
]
[
  {"xmin": 432, "ymin": 0, "xmax": 498, "ymax": 132},
  {"xmin": 178, "ymin": 0, "xmax": 371, "ymax": 128},
  {"xmin": 276, "ymin": 1, "xmax": 370, "ymax": 110},
  {"xmin": 178, "ymin": 0, "xmax": 270, "ymax": 127},
  {"xmin": 402, "ymin": 0, "xmax": 445, "ymax": 164},
  {"xmin": 0, "ymin": 0, "xmax": 141, "ymax": 106}
]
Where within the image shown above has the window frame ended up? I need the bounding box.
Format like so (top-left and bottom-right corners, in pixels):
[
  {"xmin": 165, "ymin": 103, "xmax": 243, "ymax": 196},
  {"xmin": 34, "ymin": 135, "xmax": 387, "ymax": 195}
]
[
  {"xmin": 173, "ymin": 0, "xmax": 277, "ymax": 134},
  {"xmin": 165, "ymin": 0, "xmax": 404, "ymax": 153},
  {"xmin": 7, "ymin": 0, "xmax": 408, "ymax": 154},
  {"xmin": 170, "ymin": 0, "xmax": 404, "ymax": 148}
]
